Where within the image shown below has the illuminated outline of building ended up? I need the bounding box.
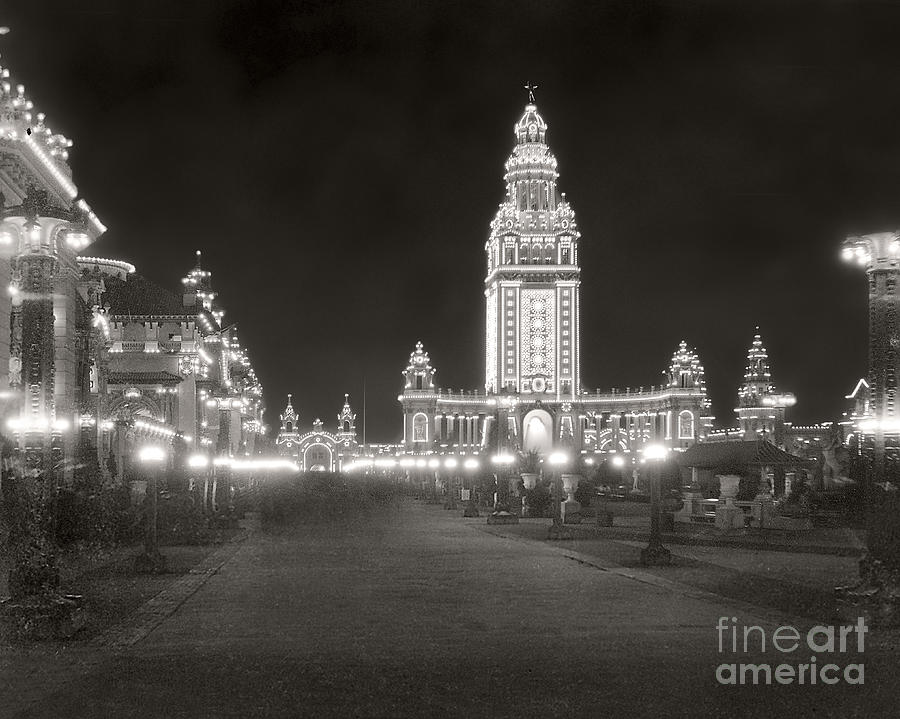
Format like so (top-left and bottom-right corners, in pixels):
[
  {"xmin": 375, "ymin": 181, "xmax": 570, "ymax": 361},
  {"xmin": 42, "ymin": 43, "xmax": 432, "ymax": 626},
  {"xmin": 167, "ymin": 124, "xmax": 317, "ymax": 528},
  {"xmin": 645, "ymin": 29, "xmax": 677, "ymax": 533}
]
[{"xmin": 398, "ymin": 96, "xmax": 714, "ymax": 460}]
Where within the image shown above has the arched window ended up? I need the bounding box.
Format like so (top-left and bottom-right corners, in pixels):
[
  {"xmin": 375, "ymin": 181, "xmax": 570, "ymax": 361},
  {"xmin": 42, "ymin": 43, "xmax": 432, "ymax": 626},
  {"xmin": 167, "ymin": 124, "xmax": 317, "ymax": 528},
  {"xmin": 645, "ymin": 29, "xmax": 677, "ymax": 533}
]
[
  {"xmin": 413, "ymin": 413, "xmax": 428, "ymax": 442},
  {"xmin": 544, "ymin": 245, "xmax": 553, "ymax": 264},
  {"xmin": 415, "ymin": 375, "xmax": 423, "ymax": 390},
  {"xmin": 285, "ymin": 421, "xmax": 293, "ymax": 433},
  {"xmin": 343, "ymin": 420, "xmax": 350, "ymax": 432},
  {"xmin": 678, "ymin": 411, "xmax": 694, "ymax": 439}
]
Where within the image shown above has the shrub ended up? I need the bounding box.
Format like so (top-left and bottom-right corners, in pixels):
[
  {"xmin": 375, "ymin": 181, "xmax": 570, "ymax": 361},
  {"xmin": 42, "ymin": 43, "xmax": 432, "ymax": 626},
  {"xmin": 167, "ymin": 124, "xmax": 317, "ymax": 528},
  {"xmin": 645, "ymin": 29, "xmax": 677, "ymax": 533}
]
[
  {"xmin": 523, "ymin": 484, "xmax": 552, "ymax": 517},
  {"xmin": 54, "ymin": 477, "xmax": 137, "ymax": 548}
]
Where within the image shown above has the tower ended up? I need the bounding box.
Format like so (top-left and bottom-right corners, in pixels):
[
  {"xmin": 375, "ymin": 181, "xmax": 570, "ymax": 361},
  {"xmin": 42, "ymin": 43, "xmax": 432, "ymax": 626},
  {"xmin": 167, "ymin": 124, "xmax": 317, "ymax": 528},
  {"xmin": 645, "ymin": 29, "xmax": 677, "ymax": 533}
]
[
  {"xmin": 337, "ymin": 394, "xmax": 357, "ymax": 443},
  {"xmin": 275, "ymin": 393, "xmax": 300, "ymax": 458},
  {"xmin": 735, "ymin": 329, "xmax": 794, "ymax": 446},
  {"xmin": 484, "ymin": 94, "xmax": 581, "ymax": 400},
  {"xmin": 842, "ymin": 232, "xmax": 900, "ymax": 467},
  {"xmin": 399, "ymin": 341, "xmax": 437, "ymax": 450}
]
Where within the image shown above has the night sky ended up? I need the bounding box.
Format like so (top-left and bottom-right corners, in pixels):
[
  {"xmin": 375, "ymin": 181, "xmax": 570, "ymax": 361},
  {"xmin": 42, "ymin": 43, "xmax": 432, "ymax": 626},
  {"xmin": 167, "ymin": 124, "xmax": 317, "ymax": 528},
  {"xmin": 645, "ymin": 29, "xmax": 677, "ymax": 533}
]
[{"xmin": 3, "ymin": 1, "xmax": 899, "ymax": 441}]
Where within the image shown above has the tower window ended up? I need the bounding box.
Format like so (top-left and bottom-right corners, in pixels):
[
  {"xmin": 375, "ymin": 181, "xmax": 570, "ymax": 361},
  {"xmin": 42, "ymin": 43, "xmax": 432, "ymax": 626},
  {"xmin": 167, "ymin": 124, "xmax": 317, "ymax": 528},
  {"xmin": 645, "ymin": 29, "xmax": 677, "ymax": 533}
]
[{"xmin": 413, "ymin": 413, "xmax": 428, "ymax": 442}]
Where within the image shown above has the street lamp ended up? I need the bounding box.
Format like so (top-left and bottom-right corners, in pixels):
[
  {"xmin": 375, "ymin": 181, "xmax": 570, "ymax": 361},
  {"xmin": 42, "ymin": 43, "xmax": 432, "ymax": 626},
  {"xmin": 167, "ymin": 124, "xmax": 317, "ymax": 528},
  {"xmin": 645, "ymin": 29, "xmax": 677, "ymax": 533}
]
[
  {"xmin": 547, "ymin": 451, "xmax": 572, "ymax": 540},
  {"xmin": 463, "ymin": 457, "xmax": 480, "ymax": 517},
  {"xmin": 443, "ymin": 457, "xmax": 458, "ymax": 509},
  {"xmin": 135, "ymin": 444, "xmax": 168, "ymax": 573},
  {"xmin": 491, "ymin": 453, "xmax": 515, "ymax": 505},
  {"xmin": 487, "ymin": 453, "xmax": 518, "ymax": 524},
  {"xmin": 640, "ymin": 444, "xmax": 672, "ymax": 566}
]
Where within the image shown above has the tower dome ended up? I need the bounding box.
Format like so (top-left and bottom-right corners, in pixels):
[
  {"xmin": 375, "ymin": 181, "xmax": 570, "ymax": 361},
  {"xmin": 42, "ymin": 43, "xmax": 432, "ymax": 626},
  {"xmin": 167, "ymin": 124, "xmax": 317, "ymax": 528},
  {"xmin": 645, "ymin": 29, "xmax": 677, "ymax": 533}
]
[{"xmin": 514, "ymin": 103, "xmax": 547, "ymax": 145}]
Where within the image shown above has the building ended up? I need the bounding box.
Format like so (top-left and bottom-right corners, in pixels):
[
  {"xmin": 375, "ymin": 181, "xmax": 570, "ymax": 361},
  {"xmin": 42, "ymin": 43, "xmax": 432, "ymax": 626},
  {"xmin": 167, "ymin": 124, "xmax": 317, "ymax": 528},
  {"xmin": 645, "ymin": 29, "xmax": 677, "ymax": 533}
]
[
  {"xmin": 80, "ymin": 251, "xmax": 265, "ymax": 486},
  {"xmin": 275, "ymin": 393, "xmax": 359, "ymax": 472},
  {"xmin": 706, "ymin": 329, "xmax": 796, "ymax": 446},
  {"xmin": 398, "ymin": 96, "xmax": 713, "ymax": 462},
  {"xmin": 0, "ymin": 55, "xmax": 107, "ymax": 479}
]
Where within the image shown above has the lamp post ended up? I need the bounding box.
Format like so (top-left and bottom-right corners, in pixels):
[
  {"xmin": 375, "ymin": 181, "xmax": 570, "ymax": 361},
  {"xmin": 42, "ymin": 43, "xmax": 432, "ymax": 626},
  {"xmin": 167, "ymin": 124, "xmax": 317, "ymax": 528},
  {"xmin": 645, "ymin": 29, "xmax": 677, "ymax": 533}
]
[
  {"xmin": 135, "ymin": 444, "xmax": 168, "ymax": 573},
  {"xmin": 597, "ymin": 454, "xmax": 625, "ymax": 527},
  {"xmin": 443, "ymin": 457, "xmax": 458, "ymax": 509},
  {"xmin": 462, "ymin": 457, "xmax": 480, "ymax": 517},
  {"xmin": 640, "ymin": 444, "xmax": 671, "ymax": 566},
  {"xmin": 547, "ymin": 451, "xmax": 572, "ymax": 540},
  {"xmin": 487, "ymin": 453, "xmax": 518, "ymax": 524}
]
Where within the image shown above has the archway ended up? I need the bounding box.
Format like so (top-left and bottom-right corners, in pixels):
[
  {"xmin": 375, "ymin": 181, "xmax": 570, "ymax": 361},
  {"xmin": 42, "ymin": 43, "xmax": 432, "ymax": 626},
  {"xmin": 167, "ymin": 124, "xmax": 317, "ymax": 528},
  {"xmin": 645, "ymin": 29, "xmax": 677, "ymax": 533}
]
[
  {"xmin": 522, "ymin": 409, "xmax": 553, "ymax": 455},
  {"xmin": 303, "ymin": 443, "xmax": 333, "ymax": 472}
]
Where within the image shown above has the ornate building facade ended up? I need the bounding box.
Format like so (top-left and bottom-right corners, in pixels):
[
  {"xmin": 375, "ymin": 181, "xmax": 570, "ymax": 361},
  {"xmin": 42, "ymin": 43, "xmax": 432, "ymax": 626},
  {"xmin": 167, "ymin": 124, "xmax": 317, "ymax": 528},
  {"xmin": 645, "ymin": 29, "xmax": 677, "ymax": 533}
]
[
  {"xmin": 78, "ymin": 251, "xmax": 265, "ymax": 485},
  {"xmin": 0, "ymin": 55, "xmax": 107, "ymax": 479},
  {"xmin": 399, "ymin": 98, "xmax": 714, "ymax": 461},
  {"xmin": 276, "ymin": 393, "xmax": 359, "ymax": 472}
]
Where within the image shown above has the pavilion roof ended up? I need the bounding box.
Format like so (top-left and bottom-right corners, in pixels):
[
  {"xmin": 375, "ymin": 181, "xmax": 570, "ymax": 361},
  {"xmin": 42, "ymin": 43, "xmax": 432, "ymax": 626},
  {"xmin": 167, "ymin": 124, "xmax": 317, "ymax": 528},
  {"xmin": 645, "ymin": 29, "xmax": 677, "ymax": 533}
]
[
  {"xmin": 103, "ymin": 274, "xmax": 185, "ymax": 316},
  {"xmin": 677, "ymin": 439, "xmax": 809, "ymax": 469},
  {"xmin": 107, "ymin": 371, "xmax": 184, "ymax": 386}
]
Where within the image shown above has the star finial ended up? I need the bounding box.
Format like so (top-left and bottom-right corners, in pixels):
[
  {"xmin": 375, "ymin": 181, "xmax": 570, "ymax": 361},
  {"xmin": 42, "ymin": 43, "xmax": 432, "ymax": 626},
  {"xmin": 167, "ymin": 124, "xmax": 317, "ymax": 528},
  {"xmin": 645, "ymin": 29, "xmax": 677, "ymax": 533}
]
[{"xmin": 524, "ymin": 81, "xmax": 538, "ymax": 104}]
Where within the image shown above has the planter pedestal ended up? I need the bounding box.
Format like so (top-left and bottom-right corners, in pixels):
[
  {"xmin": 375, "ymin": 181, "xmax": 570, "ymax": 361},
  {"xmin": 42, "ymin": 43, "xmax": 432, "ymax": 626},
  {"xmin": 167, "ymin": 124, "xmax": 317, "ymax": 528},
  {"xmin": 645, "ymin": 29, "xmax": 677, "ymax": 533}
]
[{"xmin": 715, "ymin": 474, "xmax": 745, "ymax": 533}]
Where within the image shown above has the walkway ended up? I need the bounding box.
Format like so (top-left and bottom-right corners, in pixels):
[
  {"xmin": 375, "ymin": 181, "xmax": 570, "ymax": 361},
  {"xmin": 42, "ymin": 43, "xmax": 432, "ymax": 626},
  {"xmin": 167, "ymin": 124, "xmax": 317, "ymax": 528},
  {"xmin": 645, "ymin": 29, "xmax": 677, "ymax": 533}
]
[{"xmin": 5, "ymin": 501, "xmax": 896, "ymax": 718}]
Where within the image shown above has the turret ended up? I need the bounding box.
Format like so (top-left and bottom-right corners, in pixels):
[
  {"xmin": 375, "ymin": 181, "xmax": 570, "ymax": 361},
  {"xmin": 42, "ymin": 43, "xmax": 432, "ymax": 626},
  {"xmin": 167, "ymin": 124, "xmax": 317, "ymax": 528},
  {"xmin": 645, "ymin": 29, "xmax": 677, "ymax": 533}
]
[
  {"xmin": 735, "ymin": 329, "xmax": 795, "ymax": 445},
  {"xmin": 337, "ymin": 394, "xmax": 356, "ymax": 442},
  {"xmin": 399, "ymin": 342, "xmax": 438, "ymax": 451},
  {"xmin": 403, "ymin": 341, "xmax": 435, "ymax": 392},
  {"xmin": 275, "ymin": 393, "xmax": 300, "ymax": 458}
]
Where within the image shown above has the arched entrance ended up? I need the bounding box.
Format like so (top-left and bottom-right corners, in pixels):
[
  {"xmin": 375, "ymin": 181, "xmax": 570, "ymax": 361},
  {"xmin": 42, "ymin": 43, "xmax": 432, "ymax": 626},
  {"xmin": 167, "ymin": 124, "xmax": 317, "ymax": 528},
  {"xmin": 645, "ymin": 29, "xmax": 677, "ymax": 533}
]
[
  {"xmin": 303, "ymin": 443, "xmax": 333, "ymax": 472},
  {"xmin": 522, "ymin": 409, "xmax": 553, "ymax": 455}
]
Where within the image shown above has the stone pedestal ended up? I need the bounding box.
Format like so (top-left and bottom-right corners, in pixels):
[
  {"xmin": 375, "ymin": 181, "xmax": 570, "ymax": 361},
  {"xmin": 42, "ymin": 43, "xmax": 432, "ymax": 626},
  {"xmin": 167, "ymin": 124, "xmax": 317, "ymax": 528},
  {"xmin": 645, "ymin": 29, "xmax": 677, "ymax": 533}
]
[
  {"xmin": 751, "ymin": 466, "xmax": 776, "ymax": 529},
  {"xmin": 751, "ymin": 497, "xmax": 776, "ymax": 528},
  {"xmin": 674, "ymin": 468, "xmax": 705, "ymax": 523},
  {"xmin": 715, "ymin": 474, "xmax": 745, "ymax": 532}
]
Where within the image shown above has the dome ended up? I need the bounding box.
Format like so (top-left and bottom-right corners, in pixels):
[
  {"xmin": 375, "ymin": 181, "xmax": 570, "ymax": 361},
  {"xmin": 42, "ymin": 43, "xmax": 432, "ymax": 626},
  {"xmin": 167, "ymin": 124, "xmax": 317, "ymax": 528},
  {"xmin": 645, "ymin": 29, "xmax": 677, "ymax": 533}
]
[{"xmin": 514, "ymin": 103, "xmax": 547, "ymax": 145}]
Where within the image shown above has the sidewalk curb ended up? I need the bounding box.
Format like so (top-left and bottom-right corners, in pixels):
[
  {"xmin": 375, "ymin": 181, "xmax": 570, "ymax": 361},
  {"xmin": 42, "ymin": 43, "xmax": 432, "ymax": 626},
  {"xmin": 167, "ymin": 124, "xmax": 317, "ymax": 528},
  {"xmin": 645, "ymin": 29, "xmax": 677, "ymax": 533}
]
[
  {"xmin": 477, "ymin": 525, "xmax": 823, "ymax": 627},
  {"xmin": 91, "ymin": 530, "xmax": 249, "ymax": 649},
  {"xmin": 567, "ymin": 524, "xmax": 864, "ymax": 558}
]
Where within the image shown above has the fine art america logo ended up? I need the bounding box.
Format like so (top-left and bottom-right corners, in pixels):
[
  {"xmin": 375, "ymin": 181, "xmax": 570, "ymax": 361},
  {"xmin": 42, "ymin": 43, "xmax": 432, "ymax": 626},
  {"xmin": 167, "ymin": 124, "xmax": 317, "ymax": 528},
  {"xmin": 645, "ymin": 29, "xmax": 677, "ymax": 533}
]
[{"xmin": 715, "ymin": 617, "xmax": 867, "ymax": 686}]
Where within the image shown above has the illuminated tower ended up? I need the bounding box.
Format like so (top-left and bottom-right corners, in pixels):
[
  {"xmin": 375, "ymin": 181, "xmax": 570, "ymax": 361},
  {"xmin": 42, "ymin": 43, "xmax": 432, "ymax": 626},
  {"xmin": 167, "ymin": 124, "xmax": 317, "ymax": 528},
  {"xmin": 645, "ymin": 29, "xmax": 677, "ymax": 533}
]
[
  {"xmin": 275, "ymin": 393, "xmax": 300, "ymax": 458},
  {"xmin": 400, "ymin": 341, "xmax": 437, "ymax": 450},
  {"xmin": 484, "ymin": 92, "xmax": 581, "ymax": 400},
  {"xmin": 735, "ymin": 329, "xmax": 794, "ymax": 446},
  {"xmin": 337, "ymin": 393, "xmax": 357, "ymax": 443},
  {"xmin": 842, "ymin": 232, "xmax": 900, "ymax": 466}
]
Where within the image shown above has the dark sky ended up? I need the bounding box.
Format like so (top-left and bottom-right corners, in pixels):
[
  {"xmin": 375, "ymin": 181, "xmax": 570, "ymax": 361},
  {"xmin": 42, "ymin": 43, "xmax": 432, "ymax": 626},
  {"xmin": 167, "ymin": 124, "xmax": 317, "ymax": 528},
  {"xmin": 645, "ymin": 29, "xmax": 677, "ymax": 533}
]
[{"xmin": 3, "ymin": 0, "xmax": 898, "ymax": 440}]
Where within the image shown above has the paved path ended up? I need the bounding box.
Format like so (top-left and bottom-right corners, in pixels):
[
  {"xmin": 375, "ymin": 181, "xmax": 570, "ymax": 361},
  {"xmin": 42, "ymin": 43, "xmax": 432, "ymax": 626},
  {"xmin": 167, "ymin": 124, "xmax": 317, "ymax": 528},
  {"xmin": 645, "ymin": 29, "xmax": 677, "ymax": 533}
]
[{"xmin": 6, "ymin": 501, "xmax": 897, "ymax": 718}]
